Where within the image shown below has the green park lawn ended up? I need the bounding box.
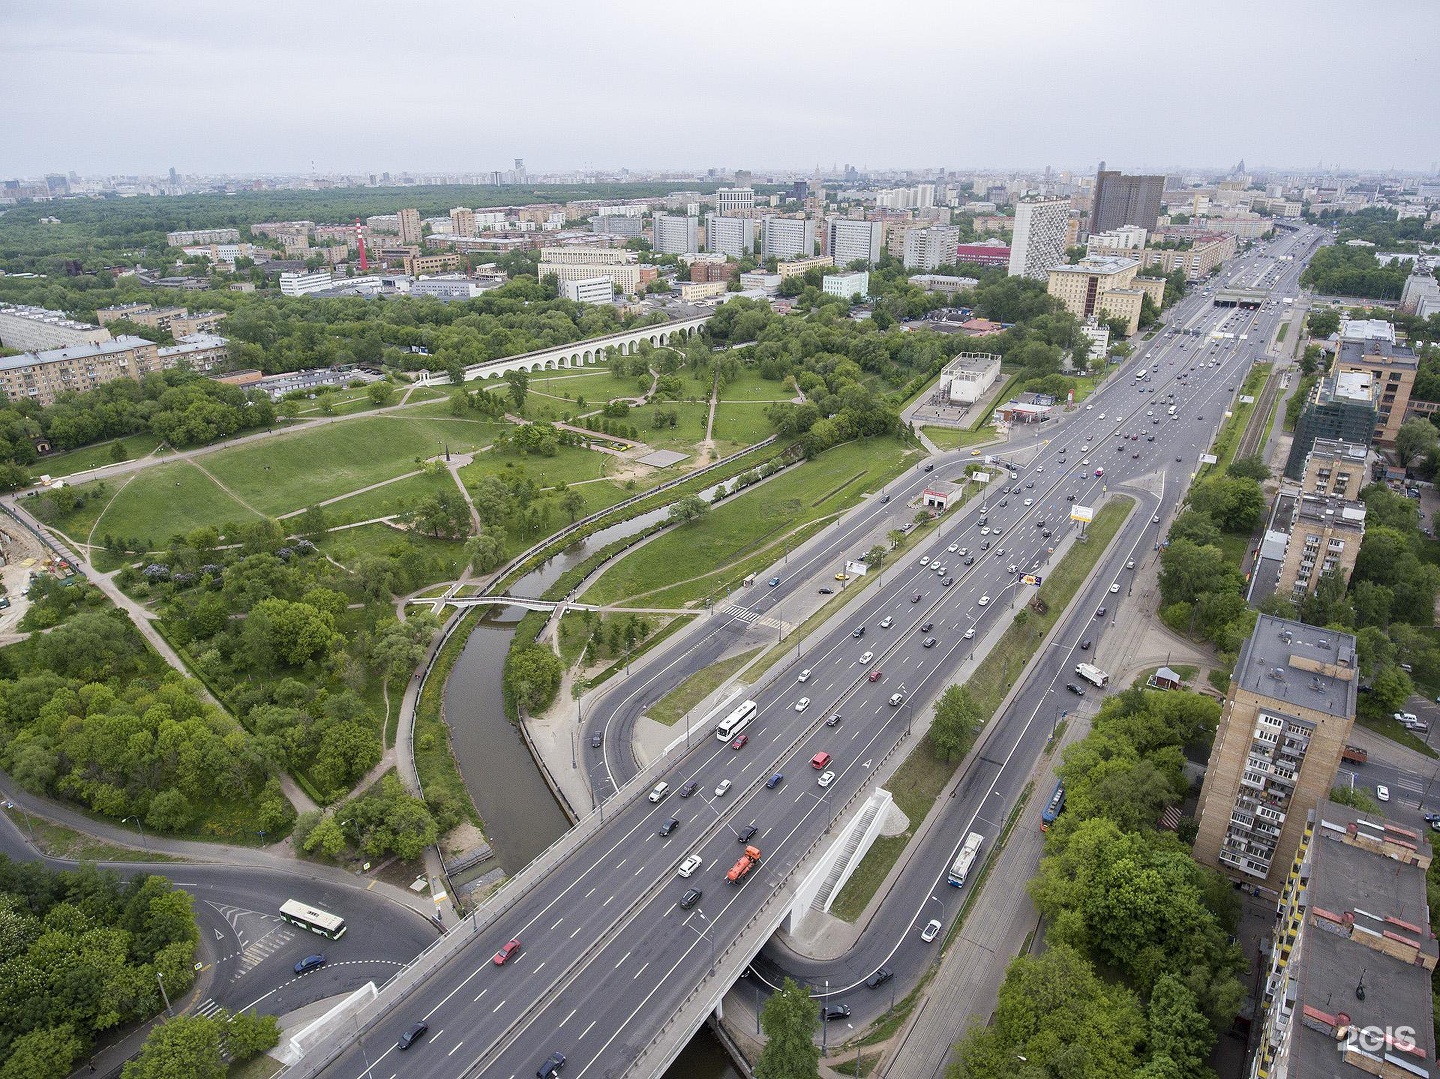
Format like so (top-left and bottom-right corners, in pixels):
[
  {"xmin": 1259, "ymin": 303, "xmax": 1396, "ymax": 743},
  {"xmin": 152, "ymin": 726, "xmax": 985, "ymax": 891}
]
[
  {"xmin": 582, "ymin": 437, "xmax": 915, "ymax": 607},
  {"xmin": 709, "ymin": 402, "xmax": 780, "ymax": 448},
  {"xmin": 311, "ymin": 470, "xmax": 458, "ymax": 528},
  {"xmin": 457, "ymin": 443, "xmax": 620, "ymax": 497},
  {"xmin": 38, "ymin": 432, "xmax": 168, "ymax": 478},
  {"xmin": 86, "ymin": 463, "xmax": 262, "ymax": 547},
  {"xmin": 317, "ymin": 521, "xmax": 465, "ymax": 581},
  {"xmin": 919, "ymin": 426, "xmax": 994, "ymax": 452},
  {"xmin": 718, "ymin": 369, "xmax": 796, "ymax": 403}
]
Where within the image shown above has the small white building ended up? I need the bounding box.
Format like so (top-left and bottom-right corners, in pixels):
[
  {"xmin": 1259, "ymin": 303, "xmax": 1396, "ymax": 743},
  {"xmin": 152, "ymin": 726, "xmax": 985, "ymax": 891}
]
[
  {"xmin": 938, "ymin": 353, "xmax": 1001, "ymax": 404},
  {"xmin": 822, "ymin": 270, "xmax": 869, "ymax": 300},
  {"xmin": 738, "ymin": 271, "xmax": 782, "ymax": 296},
  {"xmin": 562, "ymin": 277, "xmax": 615, "ymax": 305},
  {"xmin": 1080, "ymin": 320, "xmax": 1110, "ymax": 361},
  {"xmin": 279, "ymin": 270, "xmax": 334, "ymax": 296}
]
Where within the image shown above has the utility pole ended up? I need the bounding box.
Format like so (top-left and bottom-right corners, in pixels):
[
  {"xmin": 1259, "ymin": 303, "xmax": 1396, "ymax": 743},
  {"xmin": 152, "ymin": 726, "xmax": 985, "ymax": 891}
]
[{"xmin": 156, "ymin": 971, "xmax": 172, "ymax": 1017}]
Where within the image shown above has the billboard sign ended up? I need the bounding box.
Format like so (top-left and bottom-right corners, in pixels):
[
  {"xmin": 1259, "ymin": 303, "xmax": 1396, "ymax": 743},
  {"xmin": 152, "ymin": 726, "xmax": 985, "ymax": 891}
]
[{"xmin": 1070, "ymin": 505, "xmax": 1094, "ymax": 523}]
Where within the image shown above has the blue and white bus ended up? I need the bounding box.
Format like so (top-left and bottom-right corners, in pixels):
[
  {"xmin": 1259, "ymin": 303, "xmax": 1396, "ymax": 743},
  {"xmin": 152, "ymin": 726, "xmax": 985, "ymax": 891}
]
[{"xmin": 1040, "ymin": 781, "xmax": 1066, "ymax": 831}]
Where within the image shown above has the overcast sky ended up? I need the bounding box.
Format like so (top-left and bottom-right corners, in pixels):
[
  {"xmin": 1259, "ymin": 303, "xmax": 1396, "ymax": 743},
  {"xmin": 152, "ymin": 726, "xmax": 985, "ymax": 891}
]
[{"xmin": 2, "ymin": 0, "xmax": 1437, "ymax": 177}]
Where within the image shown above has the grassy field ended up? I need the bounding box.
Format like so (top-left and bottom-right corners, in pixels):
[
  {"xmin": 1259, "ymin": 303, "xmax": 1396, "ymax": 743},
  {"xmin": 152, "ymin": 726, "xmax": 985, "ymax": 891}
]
[
  {"xmin": 582, "ymin": 438, "xmax": 916, "ymax": 608},
  {"xmin": 1201, "ymin": 362, "xmax": 1271, "ymax": 477},
  {"xmin": 719, "ymin": 369, "xmax": 795, "ymax": 402},
  {"xmin": 920, "ymin": 426, "xmax": 994, "ymax": 451},
  {"xmin": 89, "ymin": 463, "xmax": 263, "ymax": 545},
  {"xmin": 38, "ymin": 432, "xmax": 168, "ymax": 478},
  {"xmin": 317, "ymin": 521, "xmax": 465, "ymax": 580},
  {"xmin": 315, "ymin": 471, "xmax": 456, "ymax": 527},
  {"xmin": 2, "ymin": 805, "xmax": 179, "ymax": 862},
  {"xmin": 202, "ymin": 415, "xmax": 505, "ymax": 516},
  {"xmin": 647, "ymin": 648, "xmax": 762, "ymax": 726},
  {"xmin": 709, "ymin": 401, "xmax": 779, "ymax": 449},
  {"xmin": 828, "ymin": 497, "xmax": 1134, "ymax": 921},
  {"xmin": 413, "ymin": 609, "xmax": 484, "ymax": 824}
]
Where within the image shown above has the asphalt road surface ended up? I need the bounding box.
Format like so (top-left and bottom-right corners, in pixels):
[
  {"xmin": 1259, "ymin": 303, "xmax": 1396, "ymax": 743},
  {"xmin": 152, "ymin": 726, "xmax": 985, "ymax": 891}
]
[{"xmin": 312, "ymin": 227, "xmax": 1326, "ymax": 1079}]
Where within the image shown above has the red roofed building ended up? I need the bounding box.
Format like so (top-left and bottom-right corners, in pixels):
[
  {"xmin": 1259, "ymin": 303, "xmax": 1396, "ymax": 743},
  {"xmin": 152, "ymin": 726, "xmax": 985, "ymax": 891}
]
[{"xmin": 954, "ymin": 242, "xmax": 1012, "ymax": 268}]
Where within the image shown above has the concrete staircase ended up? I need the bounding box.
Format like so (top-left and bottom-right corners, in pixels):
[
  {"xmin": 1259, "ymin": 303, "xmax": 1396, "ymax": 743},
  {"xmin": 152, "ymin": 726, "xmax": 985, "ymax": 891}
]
[{"xmin": 809, "ymin": 799, "xmax": 882, "ymax": 911}]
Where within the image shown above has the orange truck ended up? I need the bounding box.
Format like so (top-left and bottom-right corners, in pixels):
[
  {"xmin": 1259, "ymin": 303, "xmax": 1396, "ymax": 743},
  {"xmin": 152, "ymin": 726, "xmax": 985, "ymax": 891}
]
[{"xmin": 727, "ymin": 846, "xmax": 761, "ymax": 884}]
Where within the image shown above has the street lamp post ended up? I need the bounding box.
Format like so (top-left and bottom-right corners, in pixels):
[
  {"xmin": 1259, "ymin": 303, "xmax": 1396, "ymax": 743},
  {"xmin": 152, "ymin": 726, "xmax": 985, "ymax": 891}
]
[
  {"xmin": 821, "ymin": 978, "xmax": 830, "ymax": 1053},
  {"xmin": 156, "ymin": 971, "xmax": 172, "ymax": 1017},
  {"xmin": 121, "ymin": 815, "xmax": 148, "ymax": 852}
]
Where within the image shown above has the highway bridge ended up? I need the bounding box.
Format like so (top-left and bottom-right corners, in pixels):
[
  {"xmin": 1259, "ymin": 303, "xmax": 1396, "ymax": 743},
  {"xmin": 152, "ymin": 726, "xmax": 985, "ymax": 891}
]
[{"xmin": 291, "ymin": 227, "xmax": 1325, "ymax": 1079}]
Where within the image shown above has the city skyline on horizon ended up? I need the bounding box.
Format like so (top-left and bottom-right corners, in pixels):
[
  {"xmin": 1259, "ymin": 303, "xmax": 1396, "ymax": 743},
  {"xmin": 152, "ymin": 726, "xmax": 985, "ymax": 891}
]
[{"xmin": 3, "ymin": 0, "xmax": 1437, "ymax": 178}]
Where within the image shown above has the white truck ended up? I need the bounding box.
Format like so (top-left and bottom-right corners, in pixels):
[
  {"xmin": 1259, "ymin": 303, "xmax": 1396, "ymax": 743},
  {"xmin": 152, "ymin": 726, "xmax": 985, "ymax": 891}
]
[{"xmin": 1075, "ymin": 662, "xmax": 1109, "ymax": 688}]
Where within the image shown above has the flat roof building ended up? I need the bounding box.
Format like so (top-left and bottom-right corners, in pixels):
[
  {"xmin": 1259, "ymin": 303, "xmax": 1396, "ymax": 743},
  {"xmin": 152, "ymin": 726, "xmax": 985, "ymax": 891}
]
[
  {"xmin": 279, "ymin": 270, "xmax": 335, "ymax": 297},
  {"xmin": 653, "ymin": 215, "xmax": 699, "ymax": 255},
  {"xmin": 714, "ymin": 187, "xmax": 755, "ymax": 215},
  {"xmin": 775, "ymin": 255, "xmax": 835, "ymax": 279},
  {"xmin": 1334, "ymin": 337, "xmax": 1416, "ymax": 447},
  {"xmin": 1046, "ymin": 255, "xmax": 1164, "ymax": 336},
  {"xmin": 1284, "ymin": 371, "xmax": 1378, "ymax": 479},
  {"xmin": 1085, "ymin": 225, "xmax": 1147, "ymax": 255},
  {"xmin": 953, "ymin": 241, "xmax": 1012, "ymax": 268},
  {"xmin": 0, "ymin": 303, "xmax": 112, "ymax": 352},
  {"xmin": 1274, "ymin": 494, "xmax": 1366, "ymax": 600},
  {"xmin": 1249, "ymin": 799, "xmax": 1434, "ymax": 1079},
  {"xmin": 0, "ymin": 335, "xmax": 161, "ymax": 407},
  {"xmin": 902, "ymin": 225, "xmax": 960, "ymax": 272},
  {"xmin": 705, "ymin": 215, "xmax": 753, "ymax": 258},
  {"xmin": 938, "ymin": 353, "xmax": 1001, "ymax": 404},
  {"xmin": 155, "ymin": 332, "xmax": 229, "ymax": 372},
  {"xmin": 1193, "ymin": 615, "xmax": 1358, "ymax": 888},
  {"xmin": 165, "ymin": 227, "xmax": 240, "ymax": 246},
  {"xmin": 825, "ymin": 219, "xmax": 884, "ymax": 266},
  {"xmin": 1007, "ymin": 197, "xmax": 1070, "ymax": 280},
  {"xmin": 760, "ymin": 216, "xmax": 816, "ymax": 261},
  {"xmin": 561, "ymin": 277, "xmax": 615, "ymax": 305},
  {"xmin": 822, "ymin": 270, "xmax": 870, "ymax": 300},
  {"xmin": 909, "ymin": 274, "xmax": 978, "ymax": 296},
  {"xmin": 1090, "ymin": 167, "xmax": 1164, "ymax": 233}
]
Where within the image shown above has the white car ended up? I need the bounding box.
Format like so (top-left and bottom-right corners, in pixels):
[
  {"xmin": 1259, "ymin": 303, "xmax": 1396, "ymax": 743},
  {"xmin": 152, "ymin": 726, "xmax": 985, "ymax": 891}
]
[
  {"xmin": 880, "ymin": 616, "xmax": 893, "ymax": 628},
  {"xmin": 795, "ymin": 697, "xmax": 811, "ymax": 712},
  {"xmin": 648, "ymin": 782, "xmax": 669, "ymax": 803},
  {"xmin": 714, "ymin": 779, "xmax": 732, "ymax": 797},
  {"xmin": 934, "ymin": 565, "xmax": 947, "ymax": 575},
  {"xmin": 920, "ymin": 918, "xmax": 942, "ymax": 943},
  {"xmin": 677, "ymin": 854, "xmax": 703, "ymax": 878},
  {"xmin": 1081, "ymin": 458, "xmax": 1090, "ymax": 466},
  {"xmin": 859, "ymin": 651, "xmax": 874, "ymax": 664},
  {"xmin": 1376, "ymin": 784, "xmax": 1390, "ymax": 802},
  {"xmin": 1023, "ymin": 498, "xmax": 1033, "ymax": 507},
  {"xmin": 947, "ymin": 544, "xmax": 959, "ymax": 553},
  {"xmin": 1081, "ymin": 445, "xmax": 1090, "ymax": 452},
  {"xmin": 1098, "ymin": 413, "xmax": 1105, "ymax": 419},
  {"xmin": 919, "ymin": 556, "xmax": 930, "ymax": 566},
  {"xmin": 798, "ymin": 669, "xmax": 811, "ymax": 682},
  {"xmin": 818, "ymin": 770, "xmax": 835, "ymax": 788},
  {"xmin": 1085, "ymin": 404, "xmax": 1093, "ymax": 410},
  {"xmin": 1109, "ymin": 583, "xmax": 1120, "ymax": 593},
  {"xmin": 980, "ymin": 527, "xmax": 991, "ymax": 536},
  {"xmin": 963, "ymin": 627, "xmax": 975, "ymax": 640},
  {"xmin": 977, "ymin": 595, "xmax": 990, "ymax": 607}
]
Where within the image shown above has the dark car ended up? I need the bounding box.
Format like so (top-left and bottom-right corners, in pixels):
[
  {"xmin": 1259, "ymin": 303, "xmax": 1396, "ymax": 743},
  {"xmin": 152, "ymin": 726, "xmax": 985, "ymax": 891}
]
[
  {"xmin": 1066, "ymin": 683, "xmax": 1086, "ymax": 696},
  {"xmin": 294, "ymin": 953, "xmax": 325, "ymax": 975},
  {"xmin": 920, "ymin": 621, "xmax": 934, "ymax": 632},
  {"xmin": 679, "ymin": 781, "xmax": 699, "ymax": 798},
  {"xmin": 852, "ymin": 626, "xmax": 865, "ymax": 638},
  {"xmin": 824, "ymin": 1004, "xmax": 852, "ymax": 1022},
  {"xmin": 766, "ymin": 773, "xmax": 784, "ymax": 789},
  {"xmin": 397, "ymin": 1022, "xmax": 429, "ymax": 1050},
  {"xmin": 1095, "ymin": 607, "xmax": 1107, "ymax": 618},
  {"xmin": 659, "ymin": 817, "xmax": 680, "ymax": 836},
  {"xmin": 1066, "ymin": 494, "xmax": 1075, "ymax": 501},
  {"xmin": 826, "ymin": 713, "xmax": 842, "ymax": 727},
  {"xmin": 819, "ymin": 587, "xmax": 834, "ymax": 594},
  {"xmin": 866, "ymin": 966, "xmax": 894, "ymax": 989},
  {"xmin": 923, "ymin": 637, "xmax": 937, "ymax": 648},
  {"xmin": 912, "ymin": 592, "xmax": 923, "ymax": 602},
  {"xmin": 1079, "ymin": 639, "xmax": 1092, "ymax": 650},
  {"xmin": 737, "ymin": 823, "xmax": 758, "ymax": 843},
  {"xmin": 590, "ymin": 731, "xmax": 602, "ymax": 749},
  {"xmin": 963, "ymin": 556, "xmax": 975, "ymax": 565},
  {"xmin": 679, "ymin": 888, "xmax": 702, "ymax": 910},
  {"xmin": 941, "ymin": 577, "xmax": 953, "ymax": 587},
  {"xmin": 537, "ymin": 1052, "xmax": 567, "ymax": 1078},
  {"xmin": 1042, "ymin": 529, "xmax": 1052, "ymax": 538}
]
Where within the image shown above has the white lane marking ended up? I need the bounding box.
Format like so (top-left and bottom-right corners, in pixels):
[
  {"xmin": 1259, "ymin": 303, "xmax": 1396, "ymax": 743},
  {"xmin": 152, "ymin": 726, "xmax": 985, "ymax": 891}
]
[
  {"xmin": 448, "ymin": 1041, "xmax": 464, "ymax": 1057},
  {"xmin": 633, "ymin": 961, "xmax": 649, "ymax": 980}
]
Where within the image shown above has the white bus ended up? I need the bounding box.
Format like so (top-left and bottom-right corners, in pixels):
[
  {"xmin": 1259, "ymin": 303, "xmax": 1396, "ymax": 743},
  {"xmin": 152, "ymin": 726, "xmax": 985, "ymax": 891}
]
[
  {"xmin": 715, "ymin": 699, "xmax": 758, "ymax": 741},
  {"xmin": 948, "ymin": 832, "xmax": 985, "ymax": 887},
  {"xmin": 280, "ymin": 899, "xmax": 348, "ymax": 940}
]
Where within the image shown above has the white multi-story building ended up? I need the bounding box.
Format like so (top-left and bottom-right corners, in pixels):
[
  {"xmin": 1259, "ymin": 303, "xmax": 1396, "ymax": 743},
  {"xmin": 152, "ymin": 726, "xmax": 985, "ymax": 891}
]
[
  {"xmin": 653, "ymin": 215, "xmax": 700, "ymax": 255},
  {"xmin": 938, "ymin": 353, "xmax": 1001, "ymax": 404},
  {"xmin": 1008, "ymin": 196, "xmax": 1071, "ymax": 280},
  {"xmin": 909, "ymin": 274, "xmax": 978, "ymax": 296},
  {"xmin": 165, "ymin": 227, "xmax": 240, "ymax": 246},
  {"xmin": 902, "ymin": 225, "xmax": 960, "ymax": 271},
  {"xmin": 561, "ymin": 277, "xmax": 616, "ymax": 304},
  {"xmin": 760, "ymin": 217, "xmax": 816, "ymax": 260},
  {"xmin": 705, "ymin": 215, "xmax": 753, "ymax": 257},
  {"xmin": 714, "ymin": 187, "xmax": 755, "ymax": 215},
  {"xmin": 1085, "ymin": 225, "xmax": 1148, "ymax": 255},
  {"xmin": 539, "ymin": 250, "xmax": 642, "ymax": 295},
  {"xmin": 822, "ymin": 270, "xmax": 869, "ymax": 300},
  {"xmin": 0, "ymin": 303, "xmax": 112, "ymax": 352},
  {"xmin": 825, "ymin": 219, "xmax": 884, "ymax": 266},
  {"xmin": 279, "ymin": 270, "xmax": 335, "ymax": 296}
]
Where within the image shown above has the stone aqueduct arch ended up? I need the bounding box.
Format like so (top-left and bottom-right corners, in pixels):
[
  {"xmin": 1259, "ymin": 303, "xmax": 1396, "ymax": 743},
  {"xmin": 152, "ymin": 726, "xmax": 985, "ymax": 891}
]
[{"xmin": 432, "ymin": 315, "xmax": 713, "ymax": 386}]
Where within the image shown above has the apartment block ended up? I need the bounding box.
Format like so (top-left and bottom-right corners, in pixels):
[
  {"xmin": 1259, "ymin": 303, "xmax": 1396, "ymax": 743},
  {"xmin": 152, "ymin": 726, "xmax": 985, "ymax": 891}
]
[
  {"xmin": 1089, "ymin": 167, "xmax": 1164, "ymax": 233},
  {"xmin": 1086, "ymin": 225, "xmax": 1147, "ymax": 255},
  {"xmin": 1284, "ymin": 372, "xmax": 1378, "ymax": 479},
  {"xmin": 704, "ymin": 215, "xmax": 753, "ymax": 258},
  {"xmin": 405, "ymin": 253, "xmax": 463, "ymax": 277},
  {"xmin": 1249, "ymin": 799, "xmax": 1434, "ymax": 1079},
  {"xmin": 825, "ymin": 219, "xmax": 884, "ymax": 266},
  {"xmin": 397, "ymin": 208, "xmax": 423, "ymax": 246},
  {"xmin": 689, "ymin": 261, "xmax": 739, "ymax": 284},
  {"xmin": 822, "ymin": 271, "xmax": 869, "ymax": 299},
  {"xmin": 902, "ymin": 225, "xmax": 961, "ymax": 272},
  {"xmin": 0, "ymin": 335, "xmax": 161, "ymax": 407},
  {"xmin": 738, "ymin": 271, "xmax": 782, "ymax": 295},
  {"xmin": 1297, "ymin": 438, "xmax": 1368, "ymax": 499},
  {"xmin": 1334, "ymin": 329, "xmax": 1417, "ymax": 447},
  {"xmin": 449, "ymin": 208, "xmax": 477, "ymax": 238},
  {"xmin": 561, "ymin": 277, "xmax": 615, "ymax": 304},
  {"xmin": 156, "ymin": 332, "xmax": 230, "ymax": 372},
  {"xmin": 165, "ymin": 227, "xmax": 240, "ymax": 246},
  {"xmin": 676, "ymin": 280, "xmax": 729, "ymax": 302},
  {"xmin": 1275, "ymin": 494, "xmax": 1365, "ymax": 598},
  {"xmin": 1045, "ymin": 255, "xmax": 1164, "ymax": 336},
  {"xmin": 590, "ymin": 215, "xmax": 645, "ymax": 238},
  {"xmin": 760, "ymin": 216, "xmax": 816, "ymax": 260},
  {"xmin": 775, "ymin": 255, "xmax": 835, "ymax": 279},
  {"xmin": 653, "ymin": 215, "xmax": 700, "ymax": 255},
  {"xmin": 0, "ymin": 303, "xmax": 112, "ymax": 352},
  {"xmin": 714, "ymin": 187, "xmax": 755, "ymax": 215},
  {"xmin": 279, "ymin": 270, "xmax": 336, "ymax": 297},
  {"xmin": 1007, "ymin": 197, "xmax": 1069, "ymax": 280},
  {"xmin": 1193, "ymin": 615, "xmax": 1358, "ymax": 889},
  {"xmin": 539, "ymin": 248, "xmax": 641, "ymax": 295},
  {"xmin": 96, "ymin": 303, "xmax": 227, "ymax": 337},
  {"xmin": 1138, "ymin": 232, "xmax": 1237, "ymax": 281}
]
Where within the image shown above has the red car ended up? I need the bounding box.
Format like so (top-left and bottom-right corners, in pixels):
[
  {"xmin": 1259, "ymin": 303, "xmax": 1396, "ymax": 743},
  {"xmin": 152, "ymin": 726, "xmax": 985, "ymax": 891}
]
[
  {"xmin": 493, "ymin": 939, "xmax": 521, "ymax": 966},
  {"xmin": 731, "ymin": 734, "xmax": 749, "ymax": 750},
  {"xmin": 811, "ymin": 752, "xmax": 832, "ymax": 769},
  {"xmin": 868, "ymin": 669, "xmax": 883, "ymax": 682}
]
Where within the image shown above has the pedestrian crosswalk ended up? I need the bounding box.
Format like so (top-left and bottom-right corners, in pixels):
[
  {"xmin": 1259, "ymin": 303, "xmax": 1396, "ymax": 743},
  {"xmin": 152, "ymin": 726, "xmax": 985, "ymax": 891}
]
[
  {"xmin": 194, "ymin": 997, "xmax": 226, "ymax": 1019},
  {"xmin": 720, "ymin": 604, "xmax": 783, "ymax": 631},
  {"xmin": 205, "ymin": 901, "xmax": 296, "ymax": 978},
  {"xmin": 233, "ymin": 923, "xmax": 296, "ymax": 978}
]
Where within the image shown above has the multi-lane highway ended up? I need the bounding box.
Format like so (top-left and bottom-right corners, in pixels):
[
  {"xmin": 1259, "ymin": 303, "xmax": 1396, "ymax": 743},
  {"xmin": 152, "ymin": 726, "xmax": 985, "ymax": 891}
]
[{"xmin": 314, "ymin": 226, "xmax": 1324, "ymax": 1079}]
